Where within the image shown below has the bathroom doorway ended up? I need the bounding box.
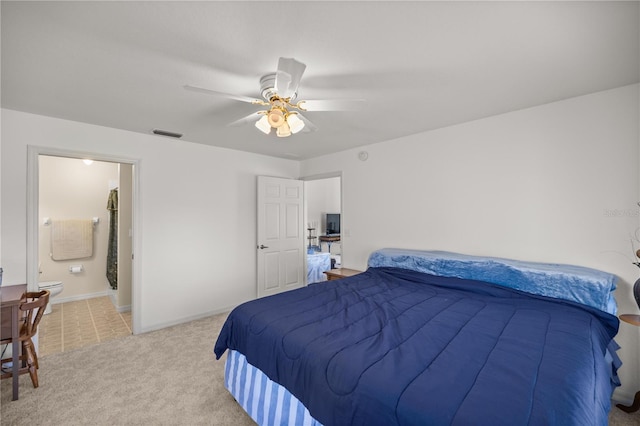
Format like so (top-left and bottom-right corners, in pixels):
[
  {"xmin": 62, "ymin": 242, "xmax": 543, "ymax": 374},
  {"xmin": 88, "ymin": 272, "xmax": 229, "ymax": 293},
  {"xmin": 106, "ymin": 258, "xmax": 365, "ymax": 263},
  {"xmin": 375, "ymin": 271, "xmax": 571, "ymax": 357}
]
[
  {"xmin": 27, "ymin": 146, "xmax": 140, "ymax": 350},
  {"xmin": 304, "ymin": 174, "xmax": 342, "ymax": 281},
  {"xmin": 38, "ymin": 157, "xmax": 130, "ymax": 304}
]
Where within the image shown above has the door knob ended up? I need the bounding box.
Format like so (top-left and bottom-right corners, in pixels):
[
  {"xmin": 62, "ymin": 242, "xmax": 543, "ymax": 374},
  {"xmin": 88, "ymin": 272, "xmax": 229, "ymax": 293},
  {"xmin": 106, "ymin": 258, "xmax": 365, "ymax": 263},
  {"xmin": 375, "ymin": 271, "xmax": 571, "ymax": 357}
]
[{"xmin": 258, "ymin": 244, "xmax": 269, "ymax": 249}]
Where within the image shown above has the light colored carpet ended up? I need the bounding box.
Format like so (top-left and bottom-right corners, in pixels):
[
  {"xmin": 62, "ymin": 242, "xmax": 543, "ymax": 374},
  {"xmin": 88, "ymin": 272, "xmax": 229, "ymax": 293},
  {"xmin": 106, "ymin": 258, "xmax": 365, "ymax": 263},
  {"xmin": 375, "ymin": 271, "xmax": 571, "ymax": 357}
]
[
  {"xmin": 610, "ymin": 402, "xmax": 640, "ymax": 426},
  {"xmin": 1, "ymin": 313, "xmax": 254, "ymax": 425},
  {"xmin": 1, "ymin": 312, "xmax": 639, "ymax": 425}
]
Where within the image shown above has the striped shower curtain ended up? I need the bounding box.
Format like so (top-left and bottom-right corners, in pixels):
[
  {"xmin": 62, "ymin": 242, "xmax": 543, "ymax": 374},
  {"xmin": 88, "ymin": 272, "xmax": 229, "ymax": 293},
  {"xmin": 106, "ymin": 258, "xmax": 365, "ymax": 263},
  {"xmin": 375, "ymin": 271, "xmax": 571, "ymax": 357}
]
[{"xmin": 106, "ymin": 188, "xmax": 118, "ymax": 290}]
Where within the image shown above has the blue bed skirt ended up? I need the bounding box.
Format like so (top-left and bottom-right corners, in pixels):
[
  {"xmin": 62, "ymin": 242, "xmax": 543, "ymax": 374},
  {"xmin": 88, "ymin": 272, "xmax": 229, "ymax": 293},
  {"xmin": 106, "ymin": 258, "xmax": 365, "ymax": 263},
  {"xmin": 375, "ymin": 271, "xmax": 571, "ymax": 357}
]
[{"xmin": 225, "ymin": 349, "xmax": 323, "ymax": 426}]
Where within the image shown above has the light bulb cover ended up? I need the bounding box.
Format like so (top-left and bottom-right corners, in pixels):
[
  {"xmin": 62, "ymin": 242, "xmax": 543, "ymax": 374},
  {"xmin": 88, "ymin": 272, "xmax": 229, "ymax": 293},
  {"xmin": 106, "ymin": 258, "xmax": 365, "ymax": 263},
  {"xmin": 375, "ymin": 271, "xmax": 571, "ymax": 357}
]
[
  {"xmin": 255, "ymin": 115, "xmax": 271, "ymax": 134},
  {"xmin": 267, "ymin": 109, "xmax": 285, "ymax": 128},
  {"xmin": 287, "ymin": 113, "xmax": 305, "ymax": 134},
  {"xmin": 276, "ymin": 121, "xmax": 292, "ymax": 137}
]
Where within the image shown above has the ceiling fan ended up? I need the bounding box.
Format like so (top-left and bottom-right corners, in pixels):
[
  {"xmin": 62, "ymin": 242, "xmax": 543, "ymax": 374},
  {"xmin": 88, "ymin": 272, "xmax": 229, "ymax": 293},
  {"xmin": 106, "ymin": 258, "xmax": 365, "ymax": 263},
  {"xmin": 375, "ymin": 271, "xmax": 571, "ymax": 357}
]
[{"xmin": 185, "ymin": 57, "xmax": 363, "ymax": 138}]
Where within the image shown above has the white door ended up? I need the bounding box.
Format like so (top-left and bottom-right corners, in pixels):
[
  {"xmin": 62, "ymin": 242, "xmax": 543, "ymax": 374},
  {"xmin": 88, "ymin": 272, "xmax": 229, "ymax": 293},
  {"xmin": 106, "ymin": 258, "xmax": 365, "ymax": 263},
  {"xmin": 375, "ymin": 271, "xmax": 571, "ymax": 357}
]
[{"xmin": 257, "ymin": 176, "xmax": 305, "ymax": 298}]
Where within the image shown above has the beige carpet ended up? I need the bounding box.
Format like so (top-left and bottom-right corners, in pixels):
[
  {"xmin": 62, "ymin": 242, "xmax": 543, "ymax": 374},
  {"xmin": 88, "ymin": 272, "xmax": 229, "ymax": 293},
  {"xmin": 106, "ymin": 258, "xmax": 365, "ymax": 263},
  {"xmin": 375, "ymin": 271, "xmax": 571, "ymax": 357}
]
[
  {"xmin": 1, "ymin": 312, "xmax": 639, "ymax": 425},
  {"xmin": 1, "ymin": 313, "xmax": 254, "ymax": 425}
]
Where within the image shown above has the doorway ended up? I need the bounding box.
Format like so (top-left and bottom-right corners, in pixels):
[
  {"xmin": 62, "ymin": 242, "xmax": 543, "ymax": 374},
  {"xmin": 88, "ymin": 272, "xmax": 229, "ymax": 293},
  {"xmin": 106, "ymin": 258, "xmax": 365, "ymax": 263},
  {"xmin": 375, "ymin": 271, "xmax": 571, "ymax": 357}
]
[
  {"xmin": 304, "ymin": 175, "xmax": 342, "ymax": 282},
  {"xmin": 35, "ymin": 155, "xmax": 134, "ymax": 354},
  {"xmin": 255, "ymin": 174, "xmax": 343, "ymax": 296},
  {"xmin": 256, "ymin": 176, "xmax": 305, "ymax": 298},
  {"xmin": 26, "ymin": 146, "xmax": 140, "ymax": 341}
]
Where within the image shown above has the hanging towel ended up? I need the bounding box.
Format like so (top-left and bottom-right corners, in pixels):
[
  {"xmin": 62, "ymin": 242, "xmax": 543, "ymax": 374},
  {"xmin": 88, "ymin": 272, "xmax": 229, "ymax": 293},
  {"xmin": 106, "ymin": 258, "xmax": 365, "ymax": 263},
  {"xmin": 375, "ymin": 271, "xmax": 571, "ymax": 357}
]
[{"xmin": 51, "ymin": 219, "xmax": 94, "ymax": 260}]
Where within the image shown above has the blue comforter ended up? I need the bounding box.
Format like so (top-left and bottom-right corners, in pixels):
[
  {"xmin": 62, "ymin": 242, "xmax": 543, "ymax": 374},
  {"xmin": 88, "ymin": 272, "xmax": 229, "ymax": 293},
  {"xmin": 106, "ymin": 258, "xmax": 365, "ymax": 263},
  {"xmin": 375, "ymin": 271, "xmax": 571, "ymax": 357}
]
[{"xmin": 214, "ymin": 267, "xmax": 619, "ymax": 426}]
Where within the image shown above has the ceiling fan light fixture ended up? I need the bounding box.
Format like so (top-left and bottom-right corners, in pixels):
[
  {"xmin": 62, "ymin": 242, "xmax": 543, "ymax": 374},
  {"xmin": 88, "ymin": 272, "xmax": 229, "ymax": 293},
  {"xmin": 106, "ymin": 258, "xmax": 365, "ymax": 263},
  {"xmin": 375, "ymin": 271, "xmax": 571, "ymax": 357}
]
[
  {"xmin": 267, "ymin": 108, "xmax": 285, "ymax": 128},
  {"xmin": 287, "ymin": 113, "xmax": 305, "ymax": 134},
  {"xmin": 189, "ymin": 58, "xmax": 322, "ymax": 139},
  {"xmin": 255, "ymin": 115, "xmax": 271, "ymax": 134},
  {"xmin": 276, "ymin": 121, "xmax": 292, "ymax": 138}
]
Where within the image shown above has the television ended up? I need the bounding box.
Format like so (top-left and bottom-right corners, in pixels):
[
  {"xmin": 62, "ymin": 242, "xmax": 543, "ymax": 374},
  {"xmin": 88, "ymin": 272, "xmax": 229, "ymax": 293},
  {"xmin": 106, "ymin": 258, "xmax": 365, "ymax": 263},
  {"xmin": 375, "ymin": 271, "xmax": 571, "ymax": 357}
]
[{"xmin": 326, "ymin": 213, "xmax": 341, "ymax": 235}]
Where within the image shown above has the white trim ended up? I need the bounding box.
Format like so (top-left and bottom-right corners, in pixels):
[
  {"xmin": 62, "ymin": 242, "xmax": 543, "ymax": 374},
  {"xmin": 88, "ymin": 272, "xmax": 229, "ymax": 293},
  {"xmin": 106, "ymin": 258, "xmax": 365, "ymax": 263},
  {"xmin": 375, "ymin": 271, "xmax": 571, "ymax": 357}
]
[
  {"xmin": 27, "ymin": 147, "xmax": 39, "ymax": 292},
  {"xmin": 27, "ymin": 145, "xmax": 142, "ymax": 335},
  {"xmin": 51, "ymin": 291, "xmax": 110, "ymax": 305},
  {"xmin": 299, "ymin": 171, "xmax": 342, "ymax": 182},
  {"xmin": 137, "ymin": 305, "xmax": 234, "ymax": 334},
  {"xmin": 301, "ymin": 172, "xmax": 344, "ymax": 267},
  {"xmin": 48, "ymin": 291, "xmax": 131, "ymax": 313},
  {"xmin": 115, "ymin": 304, "xmax": 131, "ymax": 313},
  {"xmin": 108, "ymin": 291, "xmax": 131, "ymax": 313}
]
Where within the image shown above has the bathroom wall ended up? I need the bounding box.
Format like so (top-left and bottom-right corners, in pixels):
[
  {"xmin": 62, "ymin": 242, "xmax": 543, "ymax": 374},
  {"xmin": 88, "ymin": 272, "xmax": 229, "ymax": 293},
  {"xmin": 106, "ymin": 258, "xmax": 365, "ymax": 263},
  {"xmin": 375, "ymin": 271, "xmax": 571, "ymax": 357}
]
[{"xmin": 39, "ymin": 156, "xmax": 119, "ymax": 302}]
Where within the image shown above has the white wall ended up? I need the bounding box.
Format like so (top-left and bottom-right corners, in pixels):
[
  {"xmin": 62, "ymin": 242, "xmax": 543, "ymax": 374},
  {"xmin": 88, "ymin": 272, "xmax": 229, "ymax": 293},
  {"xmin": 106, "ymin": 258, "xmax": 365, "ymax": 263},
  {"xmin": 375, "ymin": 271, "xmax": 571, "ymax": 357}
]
[
  {"xmin": 1, "ymin": 109, "xmax": 300, "ymax": 332},
  {"xmin": 2, "ymin": 84, "xmax": 638, "ymax": 400},
  {"xmin": 306, "ymin": 177, "xmax": 340, "ymax": 235},
  {"xmin": 300, "ymin": 84, "xmax": 640, "ymax": 402}
]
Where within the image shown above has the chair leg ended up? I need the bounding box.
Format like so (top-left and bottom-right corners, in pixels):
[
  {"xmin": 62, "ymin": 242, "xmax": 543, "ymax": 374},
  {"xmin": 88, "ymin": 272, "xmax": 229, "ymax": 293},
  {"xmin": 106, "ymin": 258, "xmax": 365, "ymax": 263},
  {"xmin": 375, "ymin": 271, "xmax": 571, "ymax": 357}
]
[
  {"xmin": 28, "ymin": 339, "xmax": 39, "ymax": 370},
  {"xmin": 22, "ymin": 342, "xmax": 39, "ymax": 388}
]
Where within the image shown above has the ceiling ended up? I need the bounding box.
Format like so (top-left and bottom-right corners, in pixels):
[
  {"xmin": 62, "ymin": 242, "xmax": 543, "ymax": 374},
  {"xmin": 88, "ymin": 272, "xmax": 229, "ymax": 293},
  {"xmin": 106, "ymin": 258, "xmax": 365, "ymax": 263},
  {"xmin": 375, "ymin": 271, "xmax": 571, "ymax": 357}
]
[{"xmin": 2, "ymin": 1, "xmax": 638, "ymax": 160}]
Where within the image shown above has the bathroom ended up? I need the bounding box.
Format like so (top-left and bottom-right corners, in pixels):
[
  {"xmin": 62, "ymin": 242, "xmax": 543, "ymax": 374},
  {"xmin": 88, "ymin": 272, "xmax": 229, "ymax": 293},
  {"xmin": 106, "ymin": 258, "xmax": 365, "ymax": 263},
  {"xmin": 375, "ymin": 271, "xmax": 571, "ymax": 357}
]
[{"xmin": 38, "ymin": 155, "xmax": 132, "ymax": 314}]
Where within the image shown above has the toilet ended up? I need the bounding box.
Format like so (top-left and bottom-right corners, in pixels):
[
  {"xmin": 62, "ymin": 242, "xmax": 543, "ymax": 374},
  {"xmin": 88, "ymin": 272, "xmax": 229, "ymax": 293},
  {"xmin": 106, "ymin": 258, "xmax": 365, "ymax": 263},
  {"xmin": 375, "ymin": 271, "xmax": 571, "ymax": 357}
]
[{"xmin": 38, "ymin": 281, "xmax": 64, "ymax": 314}]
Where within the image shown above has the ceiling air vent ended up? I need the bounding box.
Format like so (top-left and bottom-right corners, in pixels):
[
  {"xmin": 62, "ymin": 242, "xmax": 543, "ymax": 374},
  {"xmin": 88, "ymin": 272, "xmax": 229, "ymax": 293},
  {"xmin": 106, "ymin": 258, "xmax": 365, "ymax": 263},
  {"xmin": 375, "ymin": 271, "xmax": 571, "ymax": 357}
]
[{"xmin": 152, "ymin": 129, "xmax": 183, "ymax": 138}]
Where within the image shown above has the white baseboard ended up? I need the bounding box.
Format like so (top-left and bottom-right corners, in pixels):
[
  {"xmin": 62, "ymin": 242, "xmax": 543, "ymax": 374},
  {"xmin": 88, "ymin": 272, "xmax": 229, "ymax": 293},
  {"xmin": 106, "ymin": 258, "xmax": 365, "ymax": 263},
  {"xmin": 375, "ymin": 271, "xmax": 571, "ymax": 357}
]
[
  {"xmin": 138, "ymin": 305, "xmax": 235, "ymax": 334},
  {"xmin": 52, "ymin": 290, "xmax": 110, "ymax": 305},
  {"xmin": 116, "ymin": 304, "xmax": 131, "ymax": 313},
  {"xmin": 52, "ymin": 291, "xmax": 130, "ymax": 313},
  {"xmin": 107, "ymin": 291, "xmax": 131, "ymax": 313}
]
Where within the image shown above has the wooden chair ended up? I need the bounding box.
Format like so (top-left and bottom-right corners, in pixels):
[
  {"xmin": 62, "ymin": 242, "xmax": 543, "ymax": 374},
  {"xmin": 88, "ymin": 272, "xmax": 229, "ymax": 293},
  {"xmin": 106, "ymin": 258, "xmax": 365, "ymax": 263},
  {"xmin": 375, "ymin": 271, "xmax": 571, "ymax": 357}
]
[{"xmin": 0, "ymin": 290, "xmax": 50, "ymax": 388}]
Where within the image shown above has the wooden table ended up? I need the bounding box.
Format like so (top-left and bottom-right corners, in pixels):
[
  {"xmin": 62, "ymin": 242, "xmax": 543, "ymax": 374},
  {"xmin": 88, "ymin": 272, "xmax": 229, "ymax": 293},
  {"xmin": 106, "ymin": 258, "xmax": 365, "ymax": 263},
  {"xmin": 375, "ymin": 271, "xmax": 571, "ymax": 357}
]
[
  {"xmin": 1, "ymin": 284, "xmax": 27, "ymax": 401},
  {"xmin": 619, "ymin": 314, "xmax": 640, "ymax": 326},
  {"xmin": 318, "ymin": 235, "xmax": 340, "ymax": 252},
  {"xmin": 324, "ymin": 268, "xmax": 362, "ymax": 281},
  {"xmin": 617, "ymin": 314, "xmax": 640, "ymax": 413}
]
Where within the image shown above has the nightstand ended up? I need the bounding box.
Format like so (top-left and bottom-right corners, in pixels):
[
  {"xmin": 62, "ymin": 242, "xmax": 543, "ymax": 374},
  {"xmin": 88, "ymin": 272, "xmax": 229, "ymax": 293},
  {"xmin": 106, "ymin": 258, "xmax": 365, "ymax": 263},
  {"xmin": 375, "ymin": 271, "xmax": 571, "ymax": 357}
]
[
  {"xmin": 324, "ymin": 268, "xmax": 362, "ymax": 281},
  {"xmin": 616, "ymin": 314, "xmax": 640, "ymax": 413}
]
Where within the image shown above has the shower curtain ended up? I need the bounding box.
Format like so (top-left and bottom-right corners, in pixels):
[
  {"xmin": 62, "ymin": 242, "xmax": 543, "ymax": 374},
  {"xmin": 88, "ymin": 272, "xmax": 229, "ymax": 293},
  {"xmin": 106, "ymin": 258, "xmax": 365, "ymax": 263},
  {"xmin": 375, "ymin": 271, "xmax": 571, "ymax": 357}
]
[{"xmin": 106, "ymin": 188, "xmax": 118, "ymax": 290}]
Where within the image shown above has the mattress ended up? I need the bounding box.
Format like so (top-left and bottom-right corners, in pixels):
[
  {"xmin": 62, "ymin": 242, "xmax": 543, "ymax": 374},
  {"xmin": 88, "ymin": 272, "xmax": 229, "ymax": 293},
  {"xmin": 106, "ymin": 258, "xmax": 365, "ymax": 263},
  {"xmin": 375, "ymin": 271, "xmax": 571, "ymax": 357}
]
[{"xmin": 215, "ymin": 263, "xmax": 620, "ymax": 425}]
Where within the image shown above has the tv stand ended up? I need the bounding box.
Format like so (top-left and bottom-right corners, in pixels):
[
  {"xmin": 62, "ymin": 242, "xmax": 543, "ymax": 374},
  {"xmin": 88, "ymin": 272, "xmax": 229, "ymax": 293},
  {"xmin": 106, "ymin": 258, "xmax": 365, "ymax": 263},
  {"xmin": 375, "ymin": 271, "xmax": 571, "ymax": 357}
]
[{"xmin": 319, "ymin": 235, "xmax": 340, "ymax": 252}]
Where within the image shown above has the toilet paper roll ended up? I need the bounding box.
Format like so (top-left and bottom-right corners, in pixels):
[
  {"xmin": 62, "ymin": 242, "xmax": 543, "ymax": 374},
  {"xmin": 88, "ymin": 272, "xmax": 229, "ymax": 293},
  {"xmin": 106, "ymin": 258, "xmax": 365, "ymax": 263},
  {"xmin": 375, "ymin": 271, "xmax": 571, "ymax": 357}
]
[{"xmin": 69, "ymin": 265, "xmax": 83, "ymax": 274}]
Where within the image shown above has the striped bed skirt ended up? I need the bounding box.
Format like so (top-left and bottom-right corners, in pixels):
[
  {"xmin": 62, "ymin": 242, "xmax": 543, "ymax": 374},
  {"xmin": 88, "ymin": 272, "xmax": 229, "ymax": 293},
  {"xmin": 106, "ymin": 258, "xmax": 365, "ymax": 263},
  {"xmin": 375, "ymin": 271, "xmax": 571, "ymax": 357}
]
[{"xmin": 225, "ymin": 349, "xmax": 323, "ymax": 426}]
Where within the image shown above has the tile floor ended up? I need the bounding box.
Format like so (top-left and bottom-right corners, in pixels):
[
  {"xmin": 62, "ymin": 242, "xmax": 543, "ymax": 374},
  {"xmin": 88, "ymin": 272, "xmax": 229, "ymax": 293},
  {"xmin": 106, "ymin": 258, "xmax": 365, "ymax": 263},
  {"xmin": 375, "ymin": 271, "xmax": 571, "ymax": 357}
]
[{"xmin": 38, "ymin": 296, "xmax": 132, "ymax": 357}]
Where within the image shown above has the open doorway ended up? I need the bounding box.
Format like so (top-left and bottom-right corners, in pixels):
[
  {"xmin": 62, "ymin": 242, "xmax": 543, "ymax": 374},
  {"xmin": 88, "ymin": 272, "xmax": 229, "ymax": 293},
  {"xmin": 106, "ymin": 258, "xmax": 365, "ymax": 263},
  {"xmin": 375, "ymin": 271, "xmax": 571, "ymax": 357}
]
[
  {"xmin": 26, "ymin": 147, "xmax": 139, "ymax": 355},
  {"xmin": 304, "ymin": 175, "xmax": 342, "ymax": 284},
  {"xmin": 36, "ymin": 155, "xmax": 133, "ymax": 355}
]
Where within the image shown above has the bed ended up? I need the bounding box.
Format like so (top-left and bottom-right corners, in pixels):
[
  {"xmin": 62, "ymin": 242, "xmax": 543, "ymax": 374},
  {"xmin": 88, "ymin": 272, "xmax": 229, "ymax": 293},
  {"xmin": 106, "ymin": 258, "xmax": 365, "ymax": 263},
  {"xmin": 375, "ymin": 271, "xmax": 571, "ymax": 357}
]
[
  {"xmin": 214, "ymin": 248, "xmax": 621, "ymax": 425},
  {"xmin": 307, "ymin": 252, "xmax": 331, "ymax": 284}
]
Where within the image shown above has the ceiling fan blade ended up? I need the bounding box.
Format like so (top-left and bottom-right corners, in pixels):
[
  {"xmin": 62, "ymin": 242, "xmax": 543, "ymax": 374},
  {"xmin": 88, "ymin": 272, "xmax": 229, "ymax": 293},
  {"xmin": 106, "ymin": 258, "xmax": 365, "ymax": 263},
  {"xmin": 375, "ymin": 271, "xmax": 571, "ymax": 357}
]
[
  {"xmin": 227, "ymin": 112, "xmax": 264, "ymax": 127},
  {"xmin": 298, "ymin": 98, "xmax": 365, "ymax": 112},
  {"xmin": 184, "ymin": 85, "xmax": 258, "ymax": 104},
  {"xmin": 275, "ymin": 58, "xmax": 306, "ymax": 99},
  {"xmin": 297, "ymin": 113, "xmax": 318, "ymax": 133}
]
